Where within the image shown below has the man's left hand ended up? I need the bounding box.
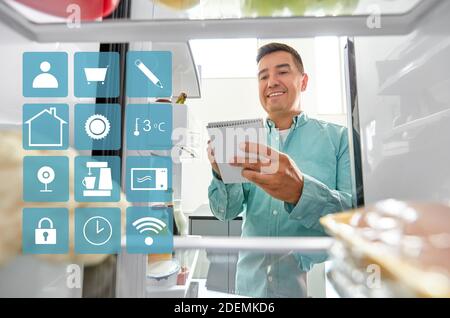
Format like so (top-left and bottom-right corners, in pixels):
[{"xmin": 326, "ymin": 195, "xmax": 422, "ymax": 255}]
[{"xmin": 230, "ymin": 142, "xmax": 304, "ymax": 205}]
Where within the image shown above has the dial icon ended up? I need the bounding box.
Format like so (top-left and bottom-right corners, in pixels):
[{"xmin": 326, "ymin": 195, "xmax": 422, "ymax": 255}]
[{"xmin": 83, "ymin": 216, "xmax": 112, "ymax": 246}]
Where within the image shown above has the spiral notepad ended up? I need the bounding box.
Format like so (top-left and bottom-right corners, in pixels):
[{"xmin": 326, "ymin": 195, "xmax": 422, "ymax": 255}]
[{"xmin": 207, "ymin": 118, "xmax": 265, "ymax": 184}]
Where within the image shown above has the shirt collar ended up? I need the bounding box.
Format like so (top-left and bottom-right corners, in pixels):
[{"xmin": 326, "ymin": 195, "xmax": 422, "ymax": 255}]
[{"xmin": 265, "ymin": 112, "xmax": 308, "ymax": 132}]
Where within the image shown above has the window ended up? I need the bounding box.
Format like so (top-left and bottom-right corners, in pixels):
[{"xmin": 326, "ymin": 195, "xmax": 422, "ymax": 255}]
[
  {"xmin": 189, "ymin": 38, "xmax": 257, "ymax": 79},
  {"xmin": 314, "ymin": 36, "xmax": 345, "ymax": 114}
]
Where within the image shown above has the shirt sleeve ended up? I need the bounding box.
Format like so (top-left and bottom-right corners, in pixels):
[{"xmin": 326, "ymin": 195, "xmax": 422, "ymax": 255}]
[
  {"xmin": 208, "ymin": 170, "xmax": 247, "ymax": 221},
  {"xmin": 284, "ymin": 131, "xmax": 353, "ymax": 232}
]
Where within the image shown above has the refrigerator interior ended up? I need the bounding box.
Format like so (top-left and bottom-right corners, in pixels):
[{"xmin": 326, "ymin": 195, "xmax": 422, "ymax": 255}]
[{"xmin": 0, "ymin": 0, "xmax": 449, "ymax": 297}]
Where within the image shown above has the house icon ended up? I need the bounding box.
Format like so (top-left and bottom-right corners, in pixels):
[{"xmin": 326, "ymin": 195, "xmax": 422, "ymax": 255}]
[{"xmin": 25, "ymin": 107, "xmax": 67, "ymax": 147}]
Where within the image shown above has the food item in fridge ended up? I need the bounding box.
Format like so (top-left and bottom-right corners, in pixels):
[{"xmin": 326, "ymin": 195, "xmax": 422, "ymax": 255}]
[
  {"xmin": 241, "ymin": 0, "xmax": 358, "ymax": 17},
  {"xmin": 349, "ymin": 199, "xmax": 450, "ymax": 273},
  {"xmin": 147, "ymin": 258, "xmax": 180, "ymax": 287},
  {"xmin": 153, "ymin": 0, "xmax": 200, "ymax": 10},
  {"xmin": 175, "ymin": 92, "xmax": 187, "ymax": 104},
  {"xmin": 14, "ymin": 0, "xmax": 121, "ymax": 20},
  {"xmin": 321, "ymin": 199, "xmax": 450, "ymax": 297}
]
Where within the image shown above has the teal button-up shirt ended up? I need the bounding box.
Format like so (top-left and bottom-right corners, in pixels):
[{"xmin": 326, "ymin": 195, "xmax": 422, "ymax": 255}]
[{"xmin": 208, "ymin": 112, "xmax": 352, "ymax": 297}]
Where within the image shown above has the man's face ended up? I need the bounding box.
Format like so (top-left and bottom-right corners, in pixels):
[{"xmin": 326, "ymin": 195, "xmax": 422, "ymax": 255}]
[{"xmin": 257, "ymin": 51, "xmax": 308, "ymax": 116}]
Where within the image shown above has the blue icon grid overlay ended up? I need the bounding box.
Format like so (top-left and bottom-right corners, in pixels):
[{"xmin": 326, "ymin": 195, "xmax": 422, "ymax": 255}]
[
  {"xmin": 23, "ymin": 156, "xmax": 69, "ymax": 202},
  {"xmin": 74, "ymin": 52, "xmax": 120, "ymax": 98},
  {"xmin": 21, "ymin": 50, "xmax": 177, "ymax": 257},
  {"xmin": 22, "ymin": 208, "xmax": 69, "ymax": 254},
  {"xmin": 125, "ymin": 156, "xmax": 172, "ymax": 203},
  {"xmin": 75, "ymin": 208, "xmax": 121, "ymax": 254},
  {"xmin": 74, "ymin": 156, "xmax": 121, "ymax": 202},
  {"xmin": 126, "ymin": 104, "xmax": 173, "ymax": 150},
  {"xmin": 23, "ymin": 52, "xmax": 68, "ymax": 97},
  {"xmin": 126, "ymin": 51, "xmax": 172, "ymax": 98},
  {"xmin": 126, "ymin": 206, "xmax": 173, "ymax": 254},
  {"xmin": 23, "ymin": 104, "xmax": 69, "ymax": 150},
  {"xmin": 74, "ymin": 104, "xmax": 121, "ymax": 150}
]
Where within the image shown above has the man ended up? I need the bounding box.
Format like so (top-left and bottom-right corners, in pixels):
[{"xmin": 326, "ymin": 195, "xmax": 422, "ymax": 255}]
[{"xmin": 207, "ymin": 43, "xmax": 352, "ymax": 297}]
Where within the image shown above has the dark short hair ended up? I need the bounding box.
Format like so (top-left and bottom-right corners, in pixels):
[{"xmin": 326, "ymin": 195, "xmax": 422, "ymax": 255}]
[{"xmin": 256, "ymin": 42, "xmax": 304, "ymax": 74}]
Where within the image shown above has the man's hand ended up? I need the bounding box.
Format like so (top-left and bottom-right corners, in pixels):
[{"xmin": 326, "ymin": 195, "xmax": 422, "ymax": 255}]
[
  {"xmin": 230, "ymin": 142, "xmax": 304, "ymax": 205},
  {"xmin": 207, "ymin": 140, "xmax": 222, "ymax": 178}
]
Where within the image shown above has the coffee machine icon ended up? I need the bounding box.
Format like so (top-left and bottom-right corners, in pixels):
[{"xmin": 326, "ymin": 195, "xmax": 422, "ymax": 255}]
[{"xmin": 82, "ymin": 161, "xmax": 113, "ymax": 197}]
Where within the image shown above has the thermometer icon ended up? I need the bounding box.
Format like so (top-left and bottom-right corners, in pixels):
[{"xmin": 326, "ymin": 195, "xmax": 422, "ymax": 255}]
[
  {"xmin": 134, "ymin": 59, "xmax": 163, "ymax": 89},
  {"xmin": 134, "ymin": 118, "xmax": 167, "ymax": 136}
]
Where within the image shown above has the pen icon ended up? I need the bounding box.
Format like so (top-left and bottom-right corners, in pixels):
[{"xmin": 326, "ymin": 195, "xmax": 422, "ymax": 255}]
[{"xmin": 134, "ymin": 59, "xmax": 163, "ymax": 89}]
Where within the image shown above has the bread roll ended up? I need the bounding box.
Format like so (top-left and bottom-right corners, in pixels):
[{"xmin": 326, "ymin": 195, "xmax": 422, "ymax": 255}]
[{"xmin": 349, "ymin": 199, "xmax": 450, "ymax": 273}]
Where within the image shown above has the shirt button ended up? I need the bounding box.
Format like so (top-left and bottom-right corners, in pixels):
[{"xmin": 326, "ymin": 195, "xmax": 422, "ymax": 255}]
[{"xmin": 272, "ymin": 210, "xmax": 278, "ymax": 216}]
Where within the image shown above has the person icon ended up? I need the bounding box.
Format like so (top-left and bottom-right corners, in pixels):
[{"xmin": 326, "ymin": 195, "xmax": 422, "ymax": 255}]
[{"xmin": 32, "ymin": 61, "xmax": 59, "ymax": 89}]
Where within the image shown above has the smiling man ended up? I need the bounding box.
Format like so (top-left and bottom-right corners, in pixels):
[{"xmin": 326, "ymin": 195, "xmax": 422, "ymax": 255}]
[{"xmin": 207, "ymin": 42, "xmax": 352, "ymax": 297}]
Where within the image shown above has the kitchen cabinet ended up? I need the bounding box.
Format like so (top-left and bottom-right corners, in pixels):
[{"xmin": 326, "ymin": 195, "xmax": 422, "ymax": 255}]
[{"xmin": 189, "ymin": 211, "xmax": 242, "ymax": 294}]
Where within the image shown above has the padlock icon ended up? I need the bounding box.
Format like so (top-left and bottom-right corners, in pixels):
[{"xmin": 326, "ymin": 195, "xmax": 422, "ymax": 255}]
[{"xmin": 35, "ymin": 217, "xmax": 57, "ymax": 245}]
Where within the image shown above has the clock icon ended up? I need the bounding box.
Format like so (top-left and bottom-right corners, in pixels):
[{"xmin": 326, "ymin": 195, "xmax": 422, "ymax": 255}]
[{"xmin": 83, "ymin": 216, "xmax": 113, "ymax": 246}]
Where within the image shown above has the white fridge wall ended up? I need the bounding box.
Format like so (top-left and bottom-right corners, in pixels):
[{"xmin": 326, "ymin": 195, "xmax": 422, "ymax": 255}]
[
  {"xmin": 0, "ymin": 20, "xmax": 98, "ymax": 297},
  {"xmin": 0, "ymin": 256, "xmax": 82, "ymax": 297},
  {"xmin": 355, "ymin": 2, "xmax": 450, "ymax": 204}
]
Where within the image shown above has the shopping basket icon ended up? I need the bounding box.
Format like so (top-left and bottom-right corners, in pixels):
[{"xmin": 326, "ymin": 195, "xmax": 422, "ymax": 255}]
[{"xmin": 84, "ymin": 66, "xmax": 108, "ymax": 85}]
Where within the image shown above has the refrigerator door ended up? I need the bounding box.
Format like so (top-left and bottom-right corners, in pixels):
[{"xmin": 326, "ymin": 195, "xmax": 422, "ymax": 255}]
[{"xmin": 353, "ymin": 1, "xmax": 450, "ymax": 203}]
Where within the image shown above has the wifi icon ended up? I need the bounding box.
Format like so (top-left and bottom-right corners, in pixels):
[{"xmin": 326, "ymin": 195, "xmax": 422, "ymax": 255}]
[{"xmin": 132, "ymin": 217, "xmax": 167, "ymax": 246}]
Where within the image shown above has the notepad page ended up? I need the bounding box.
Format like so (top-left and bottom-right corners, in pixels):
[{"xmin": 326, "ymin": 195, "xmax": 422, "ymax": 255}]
[{"xmin": 207, "ymin": 118, "xmax": 265, "ymax": 184}]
